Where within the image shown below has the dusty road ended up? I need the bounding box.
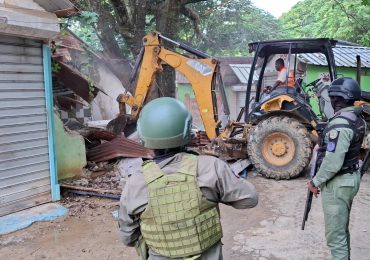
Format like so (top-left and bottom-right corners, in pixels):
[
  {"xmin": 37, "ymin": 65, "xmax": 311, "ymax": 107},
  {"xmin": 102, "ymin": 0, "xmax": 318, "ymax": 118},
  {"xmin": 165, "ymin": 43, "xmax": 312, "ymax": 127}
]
[{"xmin": 1, "ymin": 173, "xmax": 370, "ymax": 260}]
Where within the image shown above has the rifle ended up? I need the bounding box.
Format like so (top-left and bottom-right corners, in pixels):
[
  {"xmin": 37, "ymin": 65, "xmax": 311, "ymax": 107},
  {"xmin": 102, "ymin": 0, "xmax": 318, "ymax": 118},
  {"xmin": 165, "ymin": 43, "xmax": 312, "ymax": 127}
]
[
  {"xmin": 301, "ymin": 148, "xmax": 319, "ymax": 230},
  {"xmin": 301, "ymin": 122, "xmax": 326, "ymax": 231}
]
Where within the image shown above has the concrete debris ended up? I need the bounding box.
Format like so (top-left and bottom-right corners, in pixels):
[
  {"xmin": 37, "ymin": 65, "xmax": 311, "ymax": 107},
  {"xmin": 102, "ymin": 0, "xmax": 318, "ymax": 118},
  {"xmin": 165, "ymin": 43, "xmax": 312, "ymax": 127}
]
[
  {"xmin": 72, "ymin": 178, "xmax": 89, "ymax": 186},
  {"xmin": 86, "ymin": 120, "xmax": 111, "ymax": 129},
  {"xmin": 61, "ymin": 164, "xmax": 122, "ymax": 193},
  {"xmin": 63, "ymin": 118, "xmax": 85, "ymax": 130},
  {"xmin": 58, "ymin": 127, "xmax": 150, "ymax": 197},
  {"xmin": 61, "ymin": 196, "xmax": 119, "ymax": 218},
  {"xmin": 117, "ymin": 158, "xmax": 143, "ymax": 178},
  {"xmin": 55, "ymin": 114, "xmax": 86, "ymax": 180},
  {"xmin": 117, "ymin": 158, "xmax": 143, "ymax": 188}
]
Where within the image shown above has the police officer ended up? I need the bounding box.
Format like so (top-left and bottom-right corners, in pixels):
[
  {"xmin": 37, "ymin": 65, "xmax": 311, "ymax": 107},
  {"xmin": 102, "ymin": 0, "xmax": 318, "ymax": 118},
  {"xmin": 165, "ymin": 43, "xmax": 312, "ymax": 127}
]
[
  {"xmin": 118, "ymin": 97, "xmax": 258, "ymax": 260},
  {"xmin": 307, "ymin": 77, "xmax": 365, "ymax": 260}
]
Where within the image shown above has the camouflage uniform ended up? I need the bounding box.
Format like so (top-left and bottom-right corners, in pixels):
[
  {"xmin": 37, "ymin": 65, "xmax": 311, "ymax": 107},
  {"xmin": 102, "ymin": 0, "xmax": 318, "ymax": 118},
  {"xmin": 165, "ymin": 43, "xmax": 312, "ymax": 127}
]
[{"xmin": 313, "ymin": 107, "xmax": 365, "ymax": 260}]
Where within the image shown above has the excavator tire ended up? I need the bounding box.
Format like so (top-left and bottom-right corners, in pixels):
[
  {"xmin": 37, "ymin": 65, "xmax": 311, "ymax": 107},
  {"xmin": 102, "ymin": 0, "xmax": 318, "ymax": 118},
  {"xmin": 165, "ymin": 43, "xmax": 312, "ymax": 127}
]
[{"xmin": 247, "ymin": 116, "xmax": 312, "ymax": 180}]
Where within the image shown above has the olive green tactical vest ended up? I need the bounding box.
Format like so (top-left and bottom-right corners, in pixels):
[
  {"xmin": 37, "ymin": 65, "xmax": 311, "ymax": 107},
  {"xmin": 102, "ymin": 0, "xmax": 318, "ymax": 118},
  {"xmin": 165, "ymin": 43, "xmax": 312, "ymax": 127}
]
[{"xmin": 140, "ymin": 153, "xmax": 222, "ymax": 258}]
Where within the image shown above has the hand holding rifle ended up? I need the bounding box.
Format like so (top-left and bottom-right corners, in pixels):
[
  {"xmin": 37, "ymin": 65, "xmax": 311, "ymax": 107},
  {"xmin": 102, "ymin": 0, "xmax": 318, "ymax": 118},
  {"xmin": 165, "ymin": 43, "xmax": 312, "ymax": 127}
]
[
  {"xmin": 307, "ymin": 180, "xmax": 320, "ymax": 198},
  {"xmin": 301, "ymin": 144, "xmax": 320, "ymax": 230}
]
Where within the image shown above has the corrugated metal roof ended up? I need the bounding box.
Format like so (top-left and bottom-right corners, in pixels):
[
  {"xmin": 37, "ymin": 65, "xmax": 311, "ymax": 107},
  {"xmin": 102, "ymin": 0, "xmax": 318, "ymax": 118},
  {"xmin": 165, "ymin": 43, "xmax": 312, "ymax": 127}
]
[
  {"xmin": 229, "ymin": 64, "xmax": 258, "ymax": 84},
  {"xmin": 34, "ymin": 0, "xmax": 78, "ymax": 17},
  {"xmin": 87, "ymin": 136, "xmax": 154, "ymax": 162},
  {"xmin": 298, "ymin": 46, "xmax": 370, "ymax": 68},
  {"xmin": 176, "ymin": 57, "xmax": 253, "ymax": 85}
]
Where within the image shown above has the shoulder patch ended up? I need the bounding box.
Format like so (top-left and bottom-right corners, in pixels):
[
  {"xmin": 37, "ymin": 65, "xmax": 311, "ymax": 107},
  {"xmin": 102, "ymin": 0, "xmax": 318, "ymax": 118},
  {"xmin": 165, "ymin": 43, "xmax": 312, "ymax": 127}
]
[
  {"xmin": 327, "ymin": 141, "xmax": 336, "ymax": 152},
  {"xmin": 329, "ymin": 130, "xmax": 339, "ymax": 139},
  {"xmin": 325, "ymin": 128, "xmax": 340, "ymax": 153}
]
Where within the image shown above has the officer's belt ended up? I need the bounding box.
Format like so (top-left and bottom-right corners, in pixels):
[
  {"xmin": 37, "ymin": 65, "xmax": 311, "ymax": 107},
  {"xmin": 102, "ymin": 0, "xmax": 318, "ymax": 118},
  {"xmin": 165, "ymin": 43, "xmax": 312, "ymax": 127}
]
[{"xmin": 337, "ymin": 163, "xmax": 359, "ymax": 175}]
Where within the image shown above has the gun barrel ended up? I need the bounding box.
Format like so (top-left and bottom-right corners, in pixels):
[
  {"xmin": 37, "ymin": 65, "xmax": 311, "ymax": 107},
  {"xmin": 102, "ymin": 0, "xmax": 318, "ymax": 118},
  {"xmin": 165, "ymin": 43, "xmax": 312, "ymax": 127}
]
[{"xmin": 301, "ymin": 188, "xmax": 313, "ymax": 230}]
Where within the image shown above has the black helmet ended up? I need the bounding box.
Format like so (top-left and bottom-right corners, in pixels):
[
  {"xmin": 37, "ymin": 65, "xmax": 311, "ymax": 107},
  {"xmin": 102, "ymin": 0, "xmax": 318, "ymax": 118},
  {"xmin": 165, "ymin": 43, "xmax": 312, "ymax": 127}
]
[{"xmin": 328, "ymin": 77, "xmax": 361, "ymax": 100}]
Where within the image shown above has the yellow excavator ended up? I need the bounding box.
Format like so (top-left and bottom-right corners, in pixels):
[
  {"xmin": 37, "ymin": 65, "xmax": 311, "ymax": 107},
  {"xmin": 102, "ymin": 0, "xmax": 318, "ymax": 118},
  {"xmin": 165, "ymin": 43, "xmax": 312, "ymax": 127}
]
[
  {"xmin": 109, "ymin": 31, "xmax": 227, "ymax": 140},
  {"xmin": 109, "ymin": 31, "xmax": 368, "ymax": 180},
  {"xmin": 108, "ymin": 31, "xmax": 251, "ymax": 160}
]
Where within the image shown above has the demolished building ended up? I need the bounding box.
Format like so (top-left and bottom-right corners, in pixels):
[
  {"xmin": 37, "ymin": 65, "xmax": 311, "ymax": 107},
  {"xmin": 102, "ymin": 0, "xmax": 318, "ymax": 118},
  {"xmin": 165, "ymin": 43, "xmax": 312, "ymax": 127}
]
[{"xmin": 0, "ymin": 0, "xmax": 78, "ymax": 216}]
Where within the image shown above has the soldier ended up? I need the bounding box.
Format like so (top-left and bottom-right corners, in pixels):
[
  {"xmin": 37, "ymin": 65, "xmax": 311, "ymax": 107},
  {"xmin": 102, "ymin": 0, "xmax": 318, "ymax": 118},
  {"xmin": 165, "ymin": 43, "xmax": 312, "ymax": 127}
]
[
  {"xmin": 307, "ymin": 78, "xmax": 365, "ymax": 260},
  {"xmin": 118, "ymin": 97, "xmax": 258, "ymax": 260}
]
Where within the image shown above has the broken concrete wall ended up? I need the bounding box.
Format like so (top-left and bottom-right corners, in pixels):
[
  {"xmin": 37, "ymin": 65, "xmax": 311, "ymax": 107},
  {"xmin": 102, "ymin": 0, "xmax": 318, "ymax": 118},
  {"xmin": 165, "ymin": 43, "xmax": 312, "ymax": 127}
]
[
  {"xmin": 91, "ymin": 63, "xmax": 127, "ymax": 120},
  {"xmin": 54, "ymin": 114, "xmax": 86, "ymax": 180}
]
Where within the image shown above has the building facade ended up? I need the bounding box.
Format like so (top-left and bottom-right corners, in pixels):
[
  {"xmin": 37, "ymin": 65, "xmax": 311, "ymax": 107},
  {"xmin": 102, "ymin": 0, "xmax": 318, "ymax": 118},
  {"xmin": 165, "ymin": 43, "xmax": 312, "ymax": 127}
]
[{"xmin": 0, "ymin": 0, "xmax": 77, "ymax": 216}]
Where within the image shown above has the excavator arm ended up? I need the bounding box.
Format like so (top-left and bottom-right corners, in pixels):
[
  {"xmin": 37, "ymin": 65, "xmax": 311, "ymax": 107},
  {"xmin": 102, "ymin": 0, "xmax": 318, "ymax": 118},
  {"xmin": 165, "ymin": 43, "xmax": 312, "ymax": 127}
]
[{"xmin": 117, "ymin": 31, "xmax": 229, "ymax": 139}]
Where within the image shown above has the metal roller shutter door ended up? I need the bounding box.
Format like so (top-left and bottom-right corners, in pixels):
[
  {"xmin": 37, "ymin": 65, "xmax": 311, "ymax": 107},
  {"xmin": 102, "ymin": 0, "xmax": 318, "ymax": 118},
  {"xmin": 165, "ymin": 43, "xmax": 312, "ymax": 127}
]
[{"xmin": 0, "ymin": 35, "xmax": 52, "ymax": 216}]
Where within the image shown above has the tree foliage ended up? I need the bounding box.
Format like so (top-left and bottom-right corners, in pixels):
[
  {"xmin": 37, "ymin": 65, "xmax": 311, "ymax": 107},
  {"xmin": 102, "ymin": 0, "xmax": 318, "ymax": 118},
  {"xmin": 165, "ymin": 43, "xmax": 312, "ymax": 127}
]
[
  {"xmin": 69, "ymin": 0, "xmax": 282, "ymax": 58},
  {"xmin": 67, "ymin": 11, "xmax": 102, "ymax": 51},
  {"xmin": 69, "ymin": 0, "xmax": 218, "ymax": 97},
  {"xmin": 280, "ymin": 0, "xmax": 370, "ymax": 46},
  {"xmin": 69, "ymin": 0, "xmax": 213, "ymax": 59},
  {"xmin": 66, "ymin": 0, "xmax": 282, "ymax": 97},
  {"xmin": 179, "ymin": 0, "xmax": 282, "ymax": 56}
]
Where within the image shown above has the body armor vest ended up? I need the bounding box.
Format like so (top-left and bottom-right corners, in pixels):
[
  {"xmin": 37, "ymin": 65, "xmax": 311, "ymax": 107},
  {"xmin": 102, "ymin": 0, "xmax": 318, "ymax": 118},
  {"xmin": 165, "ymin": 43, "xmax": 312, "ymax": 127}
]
[
  {"xmin": 140, "ymin": 153, "xmax": 222, "ymax": 258},
  {"xmin": 317, "ymin": 109, "xmax": 365, "ymax": 171}
]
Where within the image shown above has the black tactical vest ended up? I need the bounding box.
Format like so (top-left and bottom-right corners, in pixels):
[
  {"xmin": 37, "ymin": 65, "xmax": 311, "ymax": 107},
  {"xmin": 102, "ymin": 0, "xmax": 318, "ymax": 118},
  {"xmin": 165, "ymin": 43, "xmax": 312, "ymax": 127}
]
[{"xmin": 317, "ymin": 109, "xmax": 365, "ymax": 171}]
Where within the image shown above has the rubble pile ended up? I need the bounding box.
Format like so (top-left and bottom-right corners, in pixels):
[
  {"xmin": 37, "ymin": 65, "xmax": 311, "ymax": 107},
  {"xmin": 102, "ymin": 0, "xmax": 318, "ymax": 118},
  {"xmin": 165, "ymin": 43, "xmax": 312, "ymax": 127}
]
[
  {"xmin": 61, "ymin": 161, "xmax": 123, "ymax": 195},
  {"xmin": 61, "ymin": 195, "xmax": 119, "ymax": 217},
  {"xmin": 60, "ymin": 128, "xmax": 150, "ymax": 197},
  {"xmin": 59, "ymin": 127, "xmax": 206, "ymax": 199}
]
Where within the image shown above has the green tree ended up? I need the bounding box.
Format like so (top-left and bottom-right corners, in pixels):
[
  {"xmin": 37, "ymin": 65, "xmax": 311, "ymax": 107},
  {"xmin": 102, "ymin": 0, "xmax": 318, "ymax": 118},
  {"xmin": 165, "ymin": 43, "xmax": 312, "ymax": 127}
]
[
  {"xmin": 280, "ymin": 0, "xmax": 370, "ymax": 46},
  {"xmin": 67, "ymin": 0, "xmax": 282, "ymax": 96},
  {"xmin": 69, "ymin": 0, "xmax": 217, "ymax": 97},
  {"xmin": 179, "ymin": 0, "xmax": 282, "ymax": 56}
]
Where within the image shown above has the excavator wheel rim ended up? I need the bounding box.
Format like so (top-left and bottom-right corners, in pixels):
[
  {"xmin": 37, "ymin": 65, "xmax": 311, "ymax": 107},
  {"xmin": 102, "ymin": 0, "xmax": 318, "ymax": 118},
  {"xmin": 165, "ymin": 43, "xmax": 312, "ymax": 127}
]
[{"xmin": 261, "ymin": 132, "xmax": 295, "ymax": 166}]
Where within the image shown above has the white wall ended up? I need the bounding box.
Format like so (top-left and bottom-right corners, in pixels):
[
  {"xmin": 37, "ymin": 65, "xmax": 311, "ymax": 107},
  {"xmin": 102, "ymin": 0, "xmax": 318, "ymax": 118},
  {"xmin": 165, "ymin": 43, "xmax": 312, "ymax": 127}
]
[
  {"xmin": 91, "ymin": 63, "xmax": 128, "ymax": 120},
  {"xmin": 0, "ymin": 0, "xmax": 59, "ymax": 39}
]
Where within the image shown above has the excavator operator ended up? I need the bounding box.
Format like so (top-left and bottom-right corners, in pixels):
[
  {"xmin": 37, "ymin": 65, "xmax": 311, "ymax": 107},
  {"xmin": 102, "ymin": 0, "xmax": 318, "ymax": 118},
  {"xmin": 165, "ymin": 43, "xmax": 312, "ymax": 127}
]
[{"xmin": 264, "ymin": 58, "xmax": 295, "ymax": 94}]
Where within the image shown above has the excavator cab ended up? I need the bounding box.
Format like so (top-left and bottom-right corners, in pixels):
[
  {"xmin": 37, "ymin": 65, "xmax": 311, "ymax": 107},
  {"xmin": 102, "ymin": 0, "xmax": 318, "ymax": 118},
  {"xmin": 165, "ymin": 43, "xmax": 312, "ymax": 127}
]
[{"xmin": 243, "ymin": 39, "xmax": 338, "ymax": 179}]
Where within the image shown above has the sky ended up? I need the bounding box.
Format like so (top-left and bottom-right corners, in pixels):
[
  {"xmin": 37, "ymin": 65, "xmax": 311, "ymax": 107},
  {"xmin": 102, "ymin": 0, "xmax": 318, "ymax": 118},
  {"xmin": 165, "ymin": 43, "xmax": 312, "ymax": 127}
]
[{"xmin": 252, "ymin": 0, "xmax": 301, "ymax": 18}]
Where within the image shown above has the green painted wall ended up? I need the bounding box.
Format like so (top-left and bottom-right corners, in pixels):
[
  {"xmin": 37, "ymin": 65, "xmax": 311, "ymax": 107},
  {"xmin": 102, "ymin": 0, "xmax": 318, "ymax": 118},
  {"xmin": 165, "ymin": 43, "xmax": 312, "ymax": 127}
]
[
  {"xmin": 176, "ymin": 84, "xmax": 194, "ymax": 100},
  {"xmin": 54, "ymin": 115, "xmax": 87, "ymax": 180},
  {"xmin": 176, "ymin": 83, "xmax": 233, "ymax": 129},
  {"xmin": 305, "ymin": 65, "xmax": 370, "ymax": 116},
  {"xmin": 306, "ymin": 65, "xmax": 370, "ymax": 91},
  {"xmin": 176, "ymin": 84, "xmax": 233, "ymax": 108}
]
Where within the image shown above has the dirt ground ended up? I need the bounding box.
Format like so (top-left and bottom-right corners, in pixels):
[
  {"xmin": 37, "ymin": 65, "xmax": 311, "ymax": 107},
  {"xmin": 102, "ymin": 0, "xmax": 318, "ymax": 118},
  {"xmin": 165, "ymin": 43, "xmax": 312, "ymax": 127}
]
[{"xmin": 1, "ymin": 173, "xmax": 370, "ymax": 260}]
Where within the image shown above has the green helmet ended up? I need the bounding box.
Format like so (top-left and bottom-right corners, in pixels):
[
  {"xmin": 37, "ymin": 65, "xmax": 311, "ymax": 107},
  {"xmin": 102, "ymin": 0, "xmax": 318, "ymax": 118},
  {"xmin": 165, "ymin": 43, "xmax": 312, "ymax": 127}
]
[{"xmin": 138, "ymin": 97, "xmax": 192, "ymax": 149}]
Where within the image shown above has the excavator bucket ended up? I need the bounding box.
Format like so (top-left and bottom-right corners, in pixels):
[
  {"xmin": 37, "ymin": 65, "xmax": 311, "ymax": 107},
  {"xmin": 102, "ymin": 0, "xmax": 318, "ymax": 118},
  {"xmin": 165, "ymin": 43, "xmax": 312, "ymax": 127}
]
[
  {"xmin": 106, "ymin": 48, "xmax": 145, "ymax": 136},
  {"xmin": 107, "ymin": 113, "xmax": 137, "ymax": 136},
  {"xmin": 107, "ymin": 114, "xmax": 128, "ymax": 135}
]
